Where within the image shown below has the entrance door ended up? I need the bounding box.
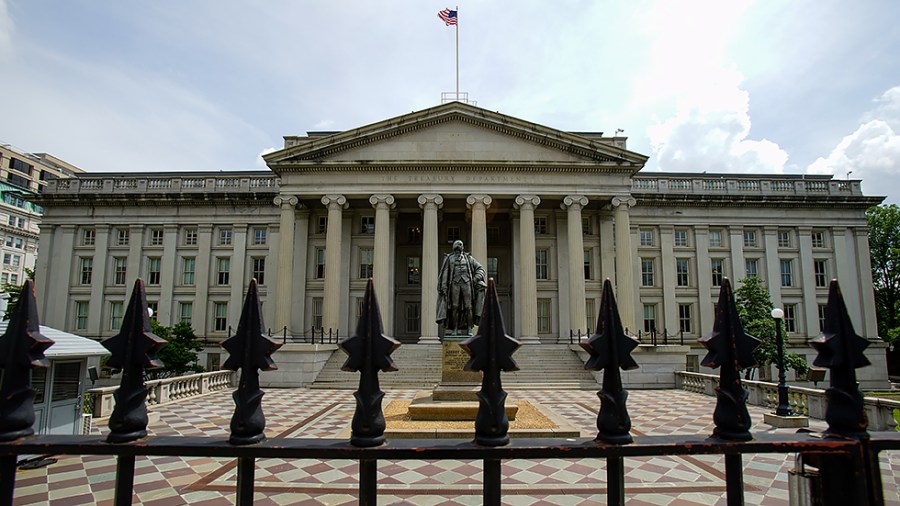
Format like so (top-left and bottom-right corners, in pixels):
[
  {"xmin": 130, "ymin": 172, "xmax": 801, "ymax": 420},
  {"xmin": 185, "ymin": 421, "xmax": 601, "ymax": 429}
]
[{"xmin": 48, "ymin": 361, "xmax": 83, "ymax": 435}]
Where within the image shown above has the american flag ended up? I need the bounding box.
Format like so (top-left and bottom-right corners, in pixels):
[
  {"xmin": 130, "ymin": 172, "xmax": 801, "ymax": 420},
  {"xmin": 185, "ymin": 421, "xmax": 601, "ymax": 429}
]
[{"xmin": 438, "ymin": 8, "xmax": 457, "ymax": 26}]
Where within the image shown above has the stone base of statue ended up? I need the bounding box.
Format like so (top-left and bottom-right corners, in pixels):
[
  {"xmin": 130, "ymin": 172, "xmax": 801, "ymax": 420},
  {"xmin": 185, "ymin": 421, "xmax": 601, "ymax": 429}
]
[{"xmin": 441, "ymin": 337, "xmax": 481, "ymax": 383}]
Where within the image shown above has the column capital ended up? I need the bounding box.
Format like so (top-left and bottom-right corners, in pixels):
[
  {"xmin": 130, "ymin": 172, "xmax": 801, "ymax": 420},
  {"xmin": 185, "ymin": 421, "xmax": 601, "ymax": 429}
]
[
  {"xmin": 418, "ymin": 194, "xmax": 444, "ymax": 209},
  {"xmin": 466, "ymin": 194, "xmax": 493, "ymax": 209},
  {"xmin": 274, "ymin": 195, "xmax": 299, "ymax": 207},
  {"xmin": 561, "ymin": 194, "xmax": 589, "ymax": 211},
  {"xmin": 369, "ymin": 194, "xmax": 396, "ymax": 209},
  {"xmin": 611, "ymin": 196, "xmax": 636, "ymax": 209},
  {"xmin": 321, "ymin": 194, "xmax": 348, "ymax": 209},
  {"xmin": 514, "ymin": 194, "xmax": 541, "ymax": 209}
]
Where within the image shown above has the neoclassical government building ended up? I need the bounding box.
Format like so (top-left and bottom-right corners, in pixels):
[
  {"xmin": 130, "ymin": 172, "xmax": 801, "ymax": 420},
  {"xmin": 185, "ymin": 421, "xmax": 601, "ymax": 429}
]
[{"xmin": 32, "ymin": 102, "xmax": 885, "ymax": 381}]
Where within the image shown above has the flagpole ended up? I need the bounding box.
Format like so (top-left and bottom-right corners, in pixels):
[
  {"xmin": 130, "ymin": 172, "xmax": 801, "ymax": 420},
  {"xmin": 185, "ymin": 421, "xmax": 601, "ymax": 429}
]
[{"xmin": 455, "ymin": 5, "xmax": 459, "ymax": 99}]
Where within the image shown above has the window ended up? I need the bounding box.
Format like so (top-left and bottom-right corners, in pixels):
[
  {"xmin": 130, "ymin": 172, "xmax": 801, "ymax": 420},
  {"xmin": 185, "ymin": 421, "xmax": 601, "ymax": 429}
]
[
  {"xmin": 360, "ymin": 216, "xmax": 375, "ymax": 234},
  {"xmin": 408, "ymin": 226, "xmax": 422, "ymax": 243},
  {"xmin": 708, "ymin": 230, "xmax": 723, "ymax": 248},
  {"xmin": 80, "ymin": 258, "xmax": 93, "ymax": 285},
  {"xmin": 113, "ymin": 257, "xmax": 127, "ymax": 285},
  {"xmin": 182, "ymin": 257, "xmax": 195, "ymax": 285},
  {"xmin": 252, "ymin": 227, "xmax": 267, "ymax": 245},
  {"xmin": 711, "ymin": 259, "xmax": 724, "ymax": 287},
  {"xmin": 818, "ymin": 304, "xmax": 827, "ymax": 331},
  {"xmin": 214, "ymin": 302, "xmax": 228, "ymax": 332},
  {"xmin": 488, "ymin": 227, "xmax": 501, "ymax": 242},
  {"xmin": 405, "ymin": 303, "xmax": 420, "ymax": 333},
  {"xmin": 639, "ymin": 229, "xmax": 654, "ymax": 247},
  {"xmin": 783, "ymin": 304, "xmax": 797, "ymax": 333},
  {"xmin": 534, "ymin": 217, "xmax": 548, "ymax": 235},
  {"xmin": 814, "ymin": 260, "xmax": 827, "ymax": 288},
  {"xmin": 82, "ymin": 228, "xmax": 95, "ymax": 246},
  {"xmin": 811, "ymin": 231, "xmax": 826, "ymax": 248},
  {"xmin": 219, "ymin": 228, "xmax": 232, "ymax": 246},
  {"xmin": 536, "ymin": 250, "xmax": 549, "ymax": 280},
  {"xmin": 217, "ymin": 257, "xmax": 230, "ymax": 285},
  {"xmin": 407, "ymin": 257, "xmax": 421, "ymax": 285},
  {"xmin": 582, "ymin": 216, "xmax": 591, "ymax": 235},
  {"xmin": 9, "ymin": 157, "xmax": 33, "ymax": 175},
  {"xmin": 116, "ymin": 228, "xmax": 129, "ymax": 246},
  {"xmin": 537, "ymin": 298, "xmax": 552, "ymax": 333},
  {"xmin": 147, "ymin": 257, "xmax": 161, "ymax": 285},
  {"xmin": 75, "ymin": 302, "xmax": 89, "ymax": 331},
  {"xmin": 2, "ymin": 253, "xmax": 9, "ymax": 265},
  {"xmin": 676, "ymin": 259, "xmax": 690, "ymax": 287},
  {"xmin": 109, "ymin": 302, "xmax": 124, "ymax": 331},
  {"xmin": 359, "ymin": 248, "xmax": 374, "ymax": 279},
  {"xmin": 674, "ymin": 229, "xmax": 688, "ymax": 247},
  {"xmin": 643, "ymin": 304, "xmax": 656, "ymax": 333},
  {"xmin": 184, "ymin": 228, "xmax": 198, "ymax": 246},
  {"xmin": 679, "ymin": 304, "xmax": 693, "ymax": 333},
  {"xmin": 315, "ymin": 248, "xmax": 326, "ymax": 279},
  {"xmin": 743, "ymin": 230, "xmax": 758, "ymax": 248},
  {"xmin": 252, "ymin": 257, "xmax": 266, "ymax": 284},
  {"xmin": 745, "ymin": 259, "xmax": 759, "ymax": 279},
  {"xmin": 180, "ymin": 302, "xmax": 193, "ymax": 324},
  {"xmin": 777, "ymin": 230, "xmax": 792, "ymax": 248},
  {"xmin": 13, "ymin": 238, "xmax": 21, "ymax": 250},
  {"xmin": 10, "ymin": 255, "xmax": 19, "ymax": 268},
  {"xmin": 584, "ymin": 250, "xmax": 592, "ymax": 280},
  {"xmin": 147, "ymin": 302, "xmax": 158, "ymax": 321},
  {"xmin": 312, "ymin": 298, "xmax": 323, "ymax": 330},
  {"xmin": 780, "ymin": 259, "xmax": 793, "ymax": 287},
  {"xmin": 3, "ymin": 193, "xmax": 26, "ymax": 208},
  {"xmin": 641, "ymin": 258, "xmax": 654, "ymax": 286},
  {"xmin": 487, "ymin": 257, "xmax": 499, "ymax": 283},
  {"xmin": 150, "ymin": 228, "xmax": 164, "ymax": 246},
  {"xmin": 356, "ymin": 298, "xmax": 365, "ymax": 320},
  {"xmin": 0, "ymin": 273, "xmax": 6, "ymax": 284},
  {"xmin": 585, "ymin": 299, "xmax": 595, "ymax": 334},
  {"xmin": 317, "ymin": 216, "xmax": 328, "ymax": 234},
  {"xmin": 447, "ymin": 226, "xmax": 461, "ymax": 242},
  {"xmin": 9, "ymin": 273, "xmax": 17, "ymax": 284}
]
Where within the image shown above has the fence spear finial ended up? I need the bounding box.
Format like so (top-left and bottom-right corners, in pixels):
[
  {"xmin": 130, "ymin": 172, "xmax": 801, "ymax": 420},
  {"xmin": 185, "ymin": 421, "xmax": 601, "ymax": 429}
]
[
  {"xmin": 699, "ymin": 278, "xmax": 759, "ymax": 441},
  {"xmin": 103, "ymin": 279, "xmax": 166, "ymax": 443},
  {"xmin": 222, "ymin": 278, "xmax": 281, "ymax": 445},
  {"xmin": 581, "ymin": 279, "xmax": 638, "ymax": 444},
  {"xmin": 0, "ymin": 280, "xmax": 53, "ymax": 441},
  {"xmin": 339, "ymin": 278, "xmax": 400, "ymax": 447}
]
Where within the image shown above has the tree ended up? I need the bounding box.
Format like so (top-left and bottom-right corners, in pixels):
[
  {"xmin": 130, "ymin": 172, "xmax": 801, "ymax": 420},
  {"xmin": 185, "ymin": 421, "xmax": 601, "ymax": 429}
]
[
  {"xmin": 734, "ymin": 277, "xmax": 808, "ymax": 378},
  {"xmin": 867, "ymin": 204, "xmax": 900, "ymax": 343},
  {"xmin": 1, "ymin": 268, "xmax": 34, "ymax": 321},
  {"xmin": 150, "ymin": 320, "xmax": 204, "ymax": 377}
]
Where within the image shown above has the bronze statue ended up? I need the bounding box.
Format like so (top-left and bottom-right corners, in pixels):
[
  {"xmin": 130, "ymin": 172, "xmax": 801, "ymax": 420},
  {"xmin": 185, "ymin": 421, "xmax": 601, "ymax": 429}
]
[{"xmin": 437, "ymin": 240, "xmax": 487, "ymax": 335}]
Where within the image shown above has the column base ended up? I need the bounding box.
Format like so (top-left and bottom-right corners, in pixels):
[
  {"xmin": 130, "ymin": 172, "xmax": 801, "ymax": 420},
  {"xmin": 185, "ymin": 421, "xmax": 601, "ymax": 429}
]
[{"xmin": 417, "ymin": 336, "xmax": 441, "ymax": 344}]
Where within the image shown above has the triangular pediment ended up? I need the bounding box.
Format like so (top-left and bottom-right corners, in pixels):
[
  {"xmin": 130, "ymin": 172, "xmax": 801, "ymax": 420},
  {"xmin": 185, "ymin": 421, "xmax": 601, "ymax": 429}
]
[{"xmin": 264, "ymin": 102, "xmax": 648, "ymax": 168}]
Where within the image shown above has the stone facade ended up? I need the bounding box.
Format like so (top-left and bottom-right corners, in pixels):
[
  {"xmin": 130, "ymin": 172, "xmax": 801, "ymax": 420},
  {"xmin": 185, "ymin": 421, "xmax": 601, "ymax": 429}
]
[{"xmin": 31, "ymin": 102, "xmax": 888, "ymax": 386}]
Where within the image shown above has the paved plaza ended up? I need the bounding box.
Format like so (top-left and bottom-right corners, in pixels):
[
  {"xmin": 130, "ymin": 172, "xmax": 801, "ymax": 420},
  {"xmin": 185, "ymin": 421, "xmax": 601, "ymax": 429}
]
[{"xmin": 10, "ymin": 388, "xmax": 900, "ymax": 505}]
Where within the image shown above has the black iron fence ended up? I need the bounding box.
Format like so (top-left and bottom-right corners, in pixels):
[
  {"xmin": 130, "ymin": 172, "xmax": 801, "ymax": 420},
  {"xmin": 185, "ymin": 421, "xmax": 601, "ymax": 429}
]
[{"xmin": 0, "ymin": 276, "xmax": 897, "ymax": 506}]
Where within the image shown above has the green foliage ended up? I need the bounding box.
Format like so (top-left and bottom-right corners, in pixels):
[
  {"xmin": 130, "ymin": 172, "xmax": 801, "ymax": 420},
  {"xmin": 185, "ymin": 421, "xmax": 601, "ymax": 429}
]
[
  {"xmin": 1, "ymin": 268, "xmax": 34, "ymax": 321},
  {"xmin": 151, "ymin": 320, "xmax": 204, "ymax": 377},
  {"xmin": 735, "ymin": 277, "xmax": 808, "ymax": 376},
  {"xmin": 868, "ymin": 204, "xmax": 900, "ymax": 343}
]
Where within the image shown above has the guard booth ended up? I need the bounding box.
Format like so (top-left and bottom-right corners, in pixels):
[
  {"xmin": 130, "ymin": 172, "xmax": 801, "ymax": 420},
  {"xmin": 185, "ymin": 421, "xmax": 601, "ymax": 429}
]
[{"xmin": 0, "ymin": 323, "xmax": 108, "ymax": 435}]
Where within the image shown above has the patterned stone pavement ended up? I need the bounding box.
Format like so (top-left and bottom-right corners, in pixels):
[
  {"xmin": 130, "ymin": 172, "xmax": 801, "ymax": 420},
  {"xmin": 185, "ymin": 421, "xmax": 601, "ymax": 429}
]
[{"xmin": 10, "ymin": 388, "xmax": 900, "ymax": 505}]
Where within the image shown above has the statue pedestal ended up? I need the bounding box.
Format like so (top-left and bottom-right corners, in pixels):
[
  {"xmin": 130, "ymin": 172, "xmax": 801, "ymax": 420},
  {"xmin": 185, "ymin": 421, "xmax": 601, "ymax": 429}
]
[{"xmin": 441, "ymin": 337, "xmax": 481, "ymax": 383}]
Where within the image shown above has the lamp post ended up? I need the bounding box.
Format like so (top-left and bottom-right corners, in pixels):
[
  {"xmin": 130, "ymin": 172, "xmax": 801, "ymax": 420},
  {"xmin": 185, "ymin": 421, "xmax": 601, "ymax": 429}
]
[{"xmin": 771, "ymin": 308, "xmax": 791, "ymax": 416}]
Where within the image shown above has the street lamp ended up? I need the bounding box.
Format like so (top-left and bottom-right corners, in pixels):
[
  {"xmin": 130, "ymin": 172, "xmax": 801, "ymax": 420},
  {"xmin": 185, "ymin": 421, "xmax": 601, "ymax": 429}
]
[{"xmin": 771, "ymin": 307, "xmax": 791, "ymax": 416}]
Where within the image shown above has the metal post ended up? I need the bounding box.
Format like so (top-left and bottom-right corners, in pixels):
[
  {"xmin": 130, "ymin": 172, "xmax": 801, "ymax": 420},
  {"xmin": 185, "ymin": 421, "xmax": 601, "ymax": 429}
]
[
  {"xmin": 359, "ymin": 459, "xmax": 378, "ymax": 505},
  {"xmin": 283, "ymin": 326, "xmax": 287, "ymax": 343},
  {"xmin": 236, "ymin": 456, "xmax": 255, "ymax": 506},
  {"xmin": 607, "ymin": 456, "xmax": 625, "ymax": 506},
  {"xmin": 772, "ymin": 308, "xmax": 791, "ymax": 416},
  {"xmin": 1, "ymin": 455, "xmax": 16, "ymax": 505},
  {"xmin": 724, "ymin": 454, "xmax": 744, "ymax": 506},
  {"xmin": 663, "ymin": 327, "xmax": 668, "ymax": 345},
  {"xmin": 680, "ymin": 330, "xmax": 684, "ymax": 345},
  {"xmin": 483, "ymin": 458, "xmax": 501, "ymax": 505},
  {"xmin": 114, "ymin": 455, "xmax": 136, "ymax": 506}
]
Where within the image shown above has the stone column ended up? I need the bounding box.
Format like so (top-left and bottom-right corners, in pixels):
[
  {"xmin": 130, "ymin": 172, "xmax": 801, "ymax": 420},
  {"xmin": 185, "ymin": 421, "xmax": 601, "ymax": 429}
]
[
  {"xmin": 466, "ymin": 194, "xmax": 492, "ymax": 265},
  {"xmin": 515, "ymin": 194, "xmax": 541, "ymax": 344},
  {"xmin": 418, "ymin": 194, "xmax": 443, "ymax": 343},
  {"xmin": 370, "ymin": 194, "xmax": 395, "ymax": 333},
  {"xmin": 798, "ymin": 226, "xmax": 819, "ymax": 340},
  {"xmin": 855, "ymin": 227, "xmax": 879, "ymax": 338},
  {"xmin": 562, "ymin": 195, "xmax": 588, "ymax": 339},
  {"xmin": 274, "ymin": 195, "xmax": 299, "ymax": 334},
  {"xmin": 612, "ymin": 196, "xmax": 637, "ymax": 334},
  {"xmin": 321, "ymin": 194, "xmax": 347, "ymax": 334}
]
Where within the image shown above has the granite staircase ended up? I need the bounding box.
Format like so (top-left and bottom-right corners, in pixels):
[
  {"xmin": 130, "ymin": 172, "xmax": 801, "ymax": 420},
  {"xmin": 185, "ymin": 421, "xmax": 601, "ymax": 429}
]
[{"xmin": 310, "ymin": 343, "xmax": 599, "ymax": 390}]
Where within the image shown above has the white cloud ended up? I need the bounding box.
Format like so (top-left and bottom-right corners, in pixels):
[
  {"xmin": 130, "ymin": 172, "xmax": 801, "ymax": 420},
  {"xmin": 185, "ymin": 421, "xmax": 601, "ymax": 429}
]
[
  {"xmin": 255, "ymin": 147, "xmax": 277, "ymax": 169},
  {"xmin": 808, "ymin": 86, "xmax": 900, "ymax": 200},
  {"xmin": 0, "ymin": 0, "xmax": 14, "ymax": 62}
]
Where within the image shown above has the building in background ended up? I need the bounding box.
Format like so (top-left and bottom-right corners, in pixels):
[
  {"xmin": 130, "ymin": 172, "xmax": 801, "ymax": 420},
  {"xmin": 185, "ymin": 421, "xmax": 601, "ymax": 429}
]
[{"xmin": 30, "ymin": 102, "xmax": 888, "ymax": 387}]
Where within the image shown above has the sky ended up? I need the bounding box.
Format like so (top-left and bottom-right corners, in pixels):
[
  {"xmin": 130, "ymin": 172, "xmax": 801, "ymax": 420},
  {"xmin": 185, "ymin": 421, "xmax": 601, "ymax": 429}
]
[{"xmin": 1, "ymin": 0, "xmax": 899, "ymax": 202}]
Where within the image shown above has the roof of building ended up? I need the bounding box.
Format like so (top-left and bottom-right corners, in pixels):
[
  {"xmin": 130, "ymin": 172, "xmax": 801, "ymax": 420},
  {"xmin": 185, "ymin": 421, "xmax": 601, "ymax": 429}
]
[{"xmin": 0, "ymin": 322, "xmax": 108, "ymax": 359}]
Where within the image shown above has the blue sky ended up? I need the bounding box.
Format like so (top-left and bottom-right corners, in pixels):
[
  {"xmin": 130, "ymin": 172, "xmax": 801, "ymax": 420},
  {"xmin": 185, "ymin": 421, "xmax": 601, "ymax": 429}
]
[{"xmin": 1, "ymin": 0, "xmax": 899, "ymax": 202}]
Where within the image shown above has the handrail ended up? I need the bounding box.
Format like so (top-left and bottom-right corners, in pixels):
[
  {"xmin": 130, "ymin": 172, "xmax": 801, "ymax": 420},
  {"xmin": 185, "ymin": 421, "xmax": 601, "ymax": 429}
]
[{"xmin": 86, "ymin": 370, "xmax": 236, "ymax": 418}]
